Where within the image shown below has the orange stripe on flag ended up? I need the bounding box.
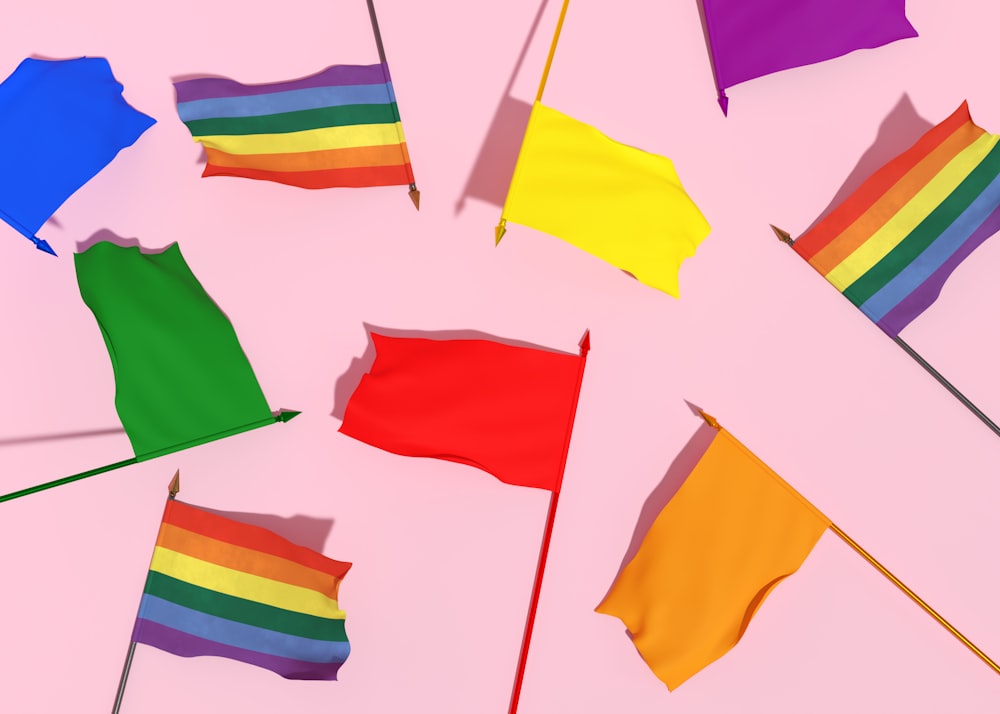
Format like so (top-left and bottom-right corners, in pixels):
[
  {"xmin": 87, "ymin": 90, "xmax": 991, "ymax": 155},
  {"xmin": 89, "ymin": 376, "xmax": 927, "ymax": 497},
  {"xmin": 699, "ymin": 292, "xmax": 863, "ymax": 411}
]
[
  {"xmin": 204, "ymin": 143, "xmax": 410, "ymax": 172},
  {"xmin": 156, "ymin": 522, "xmax": 343, "ymax": 597},
  {"xmin": 795, "ymin": 102, "xmax": 981, "ymax": 261},
  {"xmin": 808, "ymin": 119, "xmax": 985, "ymax": 275},
  {"xmin": 163, "ymin": 501, "xmax": 350, "ymax": 580}
]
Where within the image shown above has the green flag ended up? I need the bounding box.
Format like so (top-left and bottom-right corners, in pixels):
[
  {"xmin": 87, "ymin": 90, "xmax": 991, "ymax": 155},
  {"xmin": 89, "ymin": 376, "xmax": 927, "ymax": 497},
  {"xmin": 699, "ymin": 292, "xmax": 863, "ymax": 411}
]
[{"xmin": 75, "ymin": 241, "xmax": 276, "ymax": 459}]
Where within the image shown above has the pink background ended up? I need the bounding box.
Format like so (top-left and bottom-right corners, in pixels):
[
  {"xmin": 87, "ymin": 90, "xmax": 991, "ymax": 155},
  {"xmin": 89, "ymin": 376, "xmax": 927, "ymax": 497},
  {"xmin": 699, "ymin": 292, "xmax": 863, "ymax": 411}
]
[{"xmin": 2, "ymin": 1, "xmax": 999, "ymax": 711}]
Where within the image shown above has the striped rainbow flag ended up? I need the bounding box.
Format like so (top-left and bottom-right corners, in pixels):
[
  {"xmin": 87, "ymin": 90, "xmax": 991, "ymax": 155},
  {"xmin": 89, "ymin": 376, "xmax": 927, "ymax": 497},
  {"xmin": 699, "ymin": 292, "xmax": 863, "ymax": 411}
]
[
  {"xmin": 793, "ymin": 102, "xmax": 1000, "ymax": 337},
  {"xmin": 131, "ymin": 499, "xmax": 351, "ymax": 680},
  {"xmin": 174, "ymin": 63, "xmax": 414, "ymax": 190}
]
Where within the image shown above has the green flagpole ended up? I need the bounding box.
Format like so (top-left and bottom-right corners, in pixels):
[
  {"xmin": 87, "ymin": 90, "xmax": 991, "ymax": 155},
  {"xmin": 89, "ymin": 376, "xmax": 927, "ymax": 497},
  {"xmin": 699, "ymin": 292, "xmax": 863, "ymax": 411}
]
[{"xmin": 0, "ymin": 411, "xmax": 299, "ymax": 504}]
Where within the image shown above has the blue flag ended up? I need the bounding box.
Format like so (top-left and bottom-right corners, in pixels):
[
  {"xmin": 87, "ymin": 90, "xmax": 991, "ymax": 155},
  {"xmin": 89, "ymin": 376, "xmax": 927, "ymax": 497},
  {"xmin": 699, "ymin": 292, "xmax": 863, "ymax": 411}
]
[{"xmin": 0, "ymin": 57, "xmax": 155, "ymax": 255}]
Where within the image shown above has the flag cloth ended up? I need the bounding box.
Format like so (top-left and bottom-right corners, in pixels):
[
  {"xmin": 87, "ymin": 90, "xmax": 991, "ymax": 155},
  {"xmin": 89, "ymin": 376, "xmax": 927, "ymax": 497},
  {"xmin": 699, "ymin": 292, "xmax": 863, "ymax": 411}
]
[
  {"xmin": 500, "ymin": 102, "xmax": 710, "ymax": 297},
  {"xmin": 792, "ymin": 102, "xmax": 1000, "ymax": 337},
  {"xmin": 702, "ymin": 0, "xmax": 917, "ymax": 113},
  {"xmin": 0, "ymin": 57, "xmax": 155, "ymax": 252},
  {"xmin": 174, "ymin": 64, "xmax": 414, "ymax": 189},
  {"xmin": 596, "ymin": 426, "xmax": 830, "ymax": 690},
  {"xmin": 75, "ymin": 241, "xmax": 276, "ymax": 459},
  {"xmin": 132, "ymin": 499, "xmax": 351, "ymax": 680},
  {"xmin": 339, "ymin": 331, "xmax": 589, "ymax": 492}
]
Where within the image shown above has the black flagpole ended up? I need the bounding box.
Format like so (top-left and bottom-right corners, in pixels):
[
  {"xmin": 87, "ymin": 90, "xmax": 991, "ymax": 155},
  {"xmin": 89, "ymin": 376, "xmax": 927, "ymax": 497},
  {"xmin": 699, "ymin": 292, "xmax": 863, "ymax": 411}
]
[
  {"xmin": 111, "ymin": 472, "xmax": 180, "ymax": 713},
  {"xmin": 772, "ymin": 225, "xmax": 1000, "ymax": 440},
  {"xmin": 891, "ymin": 335, "xmax": 1000, "ymax": 439},
  {"xmin": 365, "ymin": 0, "xmax": 419, "ymax": 209}
]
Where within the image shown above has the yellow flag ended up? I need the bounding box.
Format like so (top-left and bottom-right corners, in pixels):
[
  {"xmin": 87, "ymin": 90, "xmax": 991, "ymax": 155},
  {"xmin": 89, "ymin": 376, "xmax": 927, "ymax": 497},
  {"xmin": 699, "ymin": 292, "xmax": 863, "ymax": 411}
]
[
  {"xmin": 500, "ymin": 102, "xmax": 710, "ymax": 297},
  {"xmin": 596, "ymin": 427, "xmax": 830, "ymax": 690}
]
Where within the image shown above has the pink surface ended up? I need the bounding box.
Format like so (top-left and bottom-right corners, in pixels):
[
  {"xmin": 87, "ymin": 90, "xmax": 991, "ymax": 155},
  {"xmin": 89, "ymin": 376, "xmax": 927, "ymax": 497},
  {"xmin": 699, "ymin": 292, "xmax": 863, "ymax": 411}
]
[{"xmin": 1, "ymin": 1, "xmax": 999, "ymax": 712}]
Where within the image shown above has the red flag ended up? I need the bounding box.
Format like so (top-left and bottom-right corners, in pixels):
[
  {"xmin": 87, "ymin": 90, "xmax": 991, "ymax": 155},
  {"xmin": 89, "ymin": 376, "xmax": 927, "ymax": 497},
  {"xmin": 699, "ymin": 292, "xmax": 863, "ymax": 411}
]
[{"xmin": 339, "ymin": 331, "xmax": 589, "ymax": 491}]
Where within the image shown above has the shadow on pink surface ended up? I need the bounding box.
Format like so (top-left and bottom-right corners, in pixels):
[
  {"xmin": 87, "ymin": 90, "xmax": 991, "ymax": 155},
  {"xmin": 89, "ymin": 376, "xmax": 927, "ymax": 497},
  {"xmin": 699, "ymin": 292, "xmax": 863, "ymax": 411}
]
[
  {"xmin": 198, "ymin": 505, "xmax": 336, "ymax": 554},
  {"xmin": 599, "ymin": 402, "xmax": 717, "ymax": 596},
  {"xmin": 800, "ymin": 94, "xmax": 933, "ymax": 234},
  {"xmin": 0, "ymin": 426, "xmax": 125, "ymax": 447},
  {"xmin": 454, "ymin": 0, "xmax": 549, "ymax": 214},
  {"xmin": 76, "ymin": 227, "xmax": 143, "ymax": 252}
]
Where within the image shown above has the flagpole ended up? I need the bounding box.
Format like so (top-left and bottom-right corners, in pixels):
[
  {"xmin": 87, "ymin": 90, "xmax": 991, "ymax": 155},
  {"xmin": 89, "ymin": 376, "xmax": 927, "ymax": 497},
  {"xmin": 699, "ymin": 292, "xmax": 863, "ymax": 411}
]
[
  {"xmin": 700, "ymin": 411, "xmax": 1000, "ymax": 678},
  {"xmin": 365, "ymin": 0, "xmax": 419, "ymax": 209},
  {"xmin": 531, "ymin": 0, "xmax": 570, "ymax": 105},
  {"xmin": 110, "ymin": 643, "xmax": 137, "ymax": 714},
  {"xmin": 772, "ymin": 225, "xmax": 1000, "ymax": 441},
  {"xmin": 507, "ymin": 331, "xmax": 589, "ymax": 714},
  {"xmin": 0, "ymin": 411, "xmax": 298, "ymax": 504},
  {"xmin": 496, "ymin": 0, "xmax": 571, "ymax": 244},
  {"xmin": 507, "ymin": 489, "xmax": 561, "ymax": 714},
  {"xmin": 697, "ymin": 0, "xmax": 729, "ymax": 115},
  {"xmin": 891, "ymin": 335, "xmax": 1000, "ymax": 440},
  {"xmin": 0, "ymin": 456, "xmax": 139, "ymax": 504},
  {"xmin": 827, "ymin": 522, "xmax": 1000, "ymax": 676},
  {"xmin": 111, "ymin": 472, "xmax": 181, "ymax": 713}
]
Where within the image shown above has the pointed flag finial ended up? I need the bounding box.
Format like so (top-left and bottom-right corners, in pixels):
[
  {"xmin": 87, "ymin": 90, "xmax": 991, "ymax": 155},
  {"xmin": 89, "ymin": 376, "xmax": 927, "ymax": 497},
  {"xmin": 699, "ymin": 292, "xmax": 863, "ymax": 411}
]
[
  {"xmin": 34, "ymin": 238, "xmax": 57, "ymax": 256},
  {"xmin": 168, "ymin": 470, "xmax": 180, "ymax": 498},
  {"xmin": 770, "ymin": 225, "xmax": 794, "ymax": 245},
  {"xmin": 699, "ymin": 410, "xmax": 721, "ymax": 429},
  {"xmin": 579, "ymin": 329, "xmax": 591, "ymax": 356},
  {"xmin": 275, "ymin": 409, "xmax": 302, "ymax": 423},
  {"xmin": 495, "ymin": 219, "xmax": 507, "ymax": 245},
  {"xmin": 408, "ymin": 185, "xmax": 420, "ymax": 210},
  {"xmin": 717, "ymin": 90, "xmax": 729, "ymax": 117}
]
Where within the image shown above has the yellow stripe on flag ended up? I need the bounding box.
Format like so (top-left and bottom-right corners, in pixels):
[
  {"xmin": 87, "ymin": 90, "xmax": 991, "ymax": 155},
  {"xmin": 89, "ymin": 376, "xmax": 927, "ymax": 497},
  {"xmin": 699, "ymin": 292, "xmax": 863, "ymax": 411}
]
[
  {"xmin": 825, "ymin": 132, "xmax": 999, "ymax": 290},
  {"xmin": 150, "ymin": 546, "xmax": 346, "ymax": 620},
  {"xmin": 195, "ymin": 122, "xmax": 405, "ymax": 156}
]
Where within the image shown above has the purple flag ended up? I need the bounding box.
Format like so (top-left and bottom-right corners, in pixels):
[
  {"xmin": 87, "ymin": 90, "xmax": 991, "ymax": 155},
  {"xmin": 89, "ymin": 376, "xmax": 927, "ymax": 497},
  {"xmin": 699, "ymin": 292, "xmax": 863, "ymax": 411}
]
[{"xmin": 702, "ymin": 0, "xmax": 917, "ymax": 115}]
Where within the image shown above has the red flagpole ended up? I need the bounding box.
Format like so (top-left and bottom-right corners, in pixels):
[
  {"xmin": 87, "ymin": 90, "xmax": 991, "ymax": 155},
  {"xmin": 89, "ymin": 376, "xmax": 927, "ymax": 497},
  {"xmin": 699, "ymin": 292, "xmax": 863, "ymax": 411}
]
[
  {"xmin": 507, "ymin": 489, "xmax": 561, "ymax": 714},
  {"xmin": 507, "ymin": 330, "xmax": 588, "ymax": 713}
]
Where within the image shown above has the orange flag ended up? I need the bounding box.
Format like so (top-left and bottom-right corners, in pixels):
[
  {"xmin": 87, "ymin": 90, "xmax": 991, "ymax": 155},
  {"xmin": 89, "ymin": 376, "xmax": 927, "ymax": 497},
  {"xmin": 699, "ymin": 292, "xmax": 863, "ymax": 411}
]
[{"xmin": 596, "ymin": 425, "xmax": 830, "ymax": 690}]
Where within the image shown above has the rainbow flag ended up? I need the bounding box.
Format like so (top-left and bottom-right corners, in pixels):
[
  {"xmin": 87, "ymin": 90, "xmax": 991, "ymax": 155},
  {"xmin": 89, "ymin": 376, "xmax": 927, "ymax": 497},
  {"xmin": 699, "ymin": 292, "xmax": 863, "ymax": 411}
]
[
  {"xmin": 131, "ymin": 499, "xmax": 351, "ymax": 680},
  {"xmin": 174, "ymin": 63, "xmax": 414, "ymax": 190},
  {"xmin": 793, "ymin": 102, "xmax": 1000, "ymax": 336}
]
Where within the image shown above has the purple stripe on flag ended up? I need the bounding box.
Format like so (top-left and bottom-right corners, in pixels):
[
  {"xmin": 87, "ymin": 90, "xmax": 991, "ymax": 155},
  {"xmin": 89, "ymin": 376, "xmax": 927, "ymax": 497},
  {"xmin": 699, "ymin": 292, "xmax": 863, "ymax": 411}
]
[
  {"xmin": 174, "ymin": 63, "xmax": 389, "ymax": 103},
  {"xmin": 133, "ymin": 619, "xmax": 345, "ymax": 680},
  {"xmin": 877, "ymin": 203, "xmax": 1000, "ymax": 336}
]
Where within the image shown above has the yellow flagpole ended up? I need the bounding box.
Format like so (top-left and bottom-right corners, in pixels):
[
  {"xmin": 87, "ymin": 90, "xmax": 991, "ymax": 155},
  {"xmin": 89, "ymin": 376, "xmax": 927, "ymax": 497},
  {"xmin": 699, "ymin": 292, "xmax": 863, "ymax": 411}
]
[
  {"xmin": 700, "ymin": 410, "xmax": 1000, "ymax": 678},
  {"xmin": 532, "ymin": 0, "xmax": 571, "ymax": 103},
  {"xmin": 496, "ymin": 0, "xmax": 571, "ymax": 244},
  {"xmin": 827, "ymin": 522, "xmax": 1000, "ymax": 676}
]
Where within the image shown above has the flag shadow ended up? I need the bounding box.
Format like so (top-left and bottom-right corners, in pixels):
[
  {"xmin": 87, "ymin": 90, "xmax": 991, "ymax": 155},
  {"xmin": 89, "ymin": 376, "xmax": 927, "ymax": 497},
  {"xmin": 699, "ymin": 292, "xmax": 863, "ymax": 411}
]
[
  {"xmin": 331, "ymin": 323, "xmax": 588, "ymax": 420},
  {"xmin": 76, "ymin": 228, "xmax": 143, "ymax": 253},
  {"xmin": 800, "ymin": 94, "xmax": 933, "ymax": 234},
  {"xmin": 75, "ymin": 229, "xmax": 242, "ymax": 327},
  {"xmin": 0, "ymin": 426, "xmax": 125, "ymax": 448},
  {"xmin": 170, "ymin": 74, "xmax": 221, "ymax": 167},
  {"xmin": 454, "ymin": 0, "xmax": 549, "ymax": 214},
  {"xmin": 198, "ymin": 506, "xmax": 335, "ymax": 554},
  {"xmin": 455, "ymin": 94, "xmax": 533, "ymax": 214},
  {"xmin": 599, "ymin": 410, "xmax": 718, "ymax": 602}
]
